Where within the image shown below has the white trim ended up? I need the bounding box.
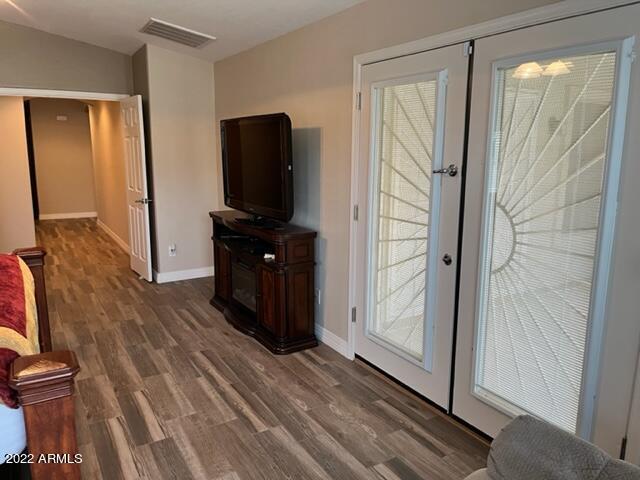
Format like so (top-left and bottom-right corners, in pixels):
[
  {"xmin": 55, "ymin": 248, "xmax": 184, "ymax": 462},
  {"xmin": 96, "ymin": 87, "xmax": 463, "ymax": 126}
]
[
  {"xmin": 315, "ymin": 325, "xmax": 350, "ymax": 359},
  {"xmin": 346, "ymin": 0, "xmax": 638, "ymax": 375},
  {"xmin": 39, "ymin": 211, "xmax": 97, "ymax": 220},
  {"xmin": 0, "ymin": 87, "xmax": 128, "ymax": 101},
  {"xmin": 579, "ymin": 36, "xmax": 635, "ymax": 441},
  {"xmin": 97, "ymin": 219, "xmax": 129, "ymax": 254},
  {"xmin": 153, "ymin": 266, "xmax": 214, "ymax": 284}
]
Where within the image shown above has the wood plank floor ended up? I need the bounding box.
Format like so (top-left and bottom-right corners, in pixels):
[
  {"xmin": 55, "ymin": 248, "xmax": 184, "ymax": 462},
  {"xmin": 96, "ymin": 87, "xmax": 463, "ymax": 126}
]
[{"xmin": 36, "ymin": 218, "xmax": 488, "ymax": 479}]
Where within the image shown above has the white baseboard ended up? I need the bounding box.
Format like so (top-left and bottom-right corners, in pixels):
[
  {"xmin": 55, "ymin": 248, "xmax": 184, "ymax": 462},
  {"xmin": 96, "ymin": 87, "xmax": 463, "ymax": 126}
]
[
  {"xmin": 315, "ymin": 325, "xmax": 350, "ymax": 358},
  {"xmin": 39, "ymin": 211, "xmax": 97, "ymax": 220},
  {"xmin": 96, "ymin": 219, "xmax": 129, "ymax": 254},
  {"xmin": 153, "ymin": 266, "xmax": 214, "ymax": 284}
]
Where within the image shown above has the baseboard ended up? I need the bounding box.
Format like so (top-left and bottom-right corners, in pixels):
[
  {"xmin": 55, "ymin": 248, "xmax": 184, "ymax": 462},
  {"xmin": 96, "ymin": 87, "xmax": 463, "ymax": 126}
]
[
  {"xmin": 153, "ymin": 266, "xmax": 214, "ymax": 284},
  {"xmin": 315, "ymin": 325, "xmax": 350, "ymax": 358},
  {"xmin": 38, "ymin": 211, "xmax": 97, "ymax": 220},
  {"xmin": 96, "ymin": 219, "xmax": 129, "ymax": 254}
]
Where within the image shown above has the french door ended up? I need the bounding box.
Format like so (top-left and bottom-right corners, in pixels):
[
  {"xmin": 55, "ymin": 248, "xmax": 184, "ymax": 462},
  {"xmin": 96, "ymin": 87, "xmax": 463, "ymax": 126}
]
[
  {"xmin": 453, "ymin": 5, "xmax": 640, "ymax": 455},
  {"xmin": 353, "ymin": 44, "xmax": 468, "ymax": 407},
  {"xmin": 353, "ymin": 3, "xmax": 640, "ymax": 457}
]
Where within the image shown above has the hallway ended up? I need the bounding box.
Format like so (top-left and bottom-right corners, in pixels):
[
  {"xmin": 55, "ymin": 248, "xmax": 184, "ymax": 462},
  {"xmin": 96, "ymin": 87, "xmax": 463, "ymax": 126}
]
[{"xmin": 37, "ymin": 218, "xmax": 487, "ymax": 479}]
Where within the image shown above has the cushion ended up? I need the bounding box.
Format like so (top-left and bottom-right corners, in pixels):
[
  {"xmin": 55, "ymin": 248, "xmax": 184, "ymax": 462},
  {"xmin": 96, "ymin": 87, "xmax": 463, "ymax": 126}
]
[{"xmin": 466, "ymin": 468, "xmax": 490, "ymax": 480}]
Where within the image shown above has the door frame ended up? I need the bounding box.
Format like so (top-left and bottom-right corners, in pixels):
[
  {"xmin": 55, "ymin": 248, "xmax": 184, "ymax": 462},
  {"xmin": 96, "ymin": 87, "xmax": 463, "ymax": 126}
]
[
  {"xmin": 347, "ymin": 0, "xmax": 638, "ymax": 361},
  {"xmin": 0, "ymin": 88, "xmax": 128, "ymax": 101},
  {"xmin": 2, "ymin": 88, "xmax": 128, "ymax": 223},
  {"xmin": 2, "ymin": 87, "xmax": 132, "ymax": 258}
]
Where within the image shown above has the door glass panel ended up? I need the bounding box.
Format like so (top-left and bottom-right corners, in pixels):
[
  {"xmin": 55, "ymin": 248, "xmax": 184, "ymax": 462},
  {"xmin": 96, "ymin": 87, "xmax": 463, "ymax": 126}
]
[
  {"xmin": 475, "ymin": 51, "xmax": 617, "ymax": 432},
  {"xmin": 368, "ymin": 79, "xmax": 438, "ymax": 362}
]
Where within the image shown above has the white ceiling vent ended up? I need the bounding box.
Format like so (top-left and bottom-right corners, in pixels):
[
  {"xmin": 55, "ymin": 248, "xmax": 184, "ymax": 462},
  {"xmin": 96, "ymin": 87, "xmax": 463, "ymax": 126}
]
[{"xmin": 140, "ymin": 18, "xmax": 216, "ymax": 48}]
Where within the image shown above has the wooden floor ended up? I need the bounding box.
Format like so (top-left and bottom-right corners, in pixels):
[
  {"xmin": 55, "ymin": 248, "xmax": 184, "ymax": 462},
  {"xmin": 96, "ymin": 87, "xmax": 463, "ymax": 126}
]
[{"xmin": 37, "ymin": 218, "xmax": 488, "ymax": 480}]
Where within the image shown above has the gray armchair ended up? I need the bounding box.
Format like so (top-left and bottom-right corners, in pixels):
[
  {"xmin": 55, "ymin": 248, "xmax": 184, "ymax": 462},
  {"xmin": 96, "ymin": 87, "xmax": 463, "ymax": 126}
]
[{"xmin": 466, "ymin": 416, "xmax": 640, "ymax": 479}]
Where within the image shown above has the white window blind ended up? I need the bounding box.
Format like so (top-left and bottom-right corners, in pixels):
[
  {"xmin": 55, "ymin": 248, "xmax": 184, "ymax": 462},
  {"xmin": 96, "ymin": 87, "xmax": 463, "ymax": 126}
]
[
  {"xmin": 475, "ymin": 51, "xmax": 617, "ymax": 432},
  {"xmin": 369, "ymin": 80, "xmax": 437, "ymax": 361}
]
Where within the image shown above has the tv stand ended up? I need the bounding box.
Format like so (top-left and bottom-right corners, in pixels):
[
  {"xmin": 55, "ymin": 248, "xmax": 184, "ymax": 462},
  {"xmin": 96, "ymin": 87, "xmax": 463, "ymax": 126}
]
[{"xmin": 209, "ymin": 210, "xmax": 318, "ymax": 354}]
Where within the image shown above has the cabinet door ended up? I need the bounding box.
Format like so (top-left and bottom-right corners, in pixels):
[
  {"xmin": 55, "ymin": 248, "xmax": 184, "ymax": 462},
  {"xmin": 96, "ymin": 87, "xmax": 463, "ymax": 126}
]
[
  {"xmin": 213, "ymin": 241, "xmax": 231, "ymax": 301},
  {"xmin": 286, "ymin": 265, "xmax": 314, "ymax": 338},
  {"xmin": 256, "ymin": 265, "xmax": 282, "ymax": 336}
]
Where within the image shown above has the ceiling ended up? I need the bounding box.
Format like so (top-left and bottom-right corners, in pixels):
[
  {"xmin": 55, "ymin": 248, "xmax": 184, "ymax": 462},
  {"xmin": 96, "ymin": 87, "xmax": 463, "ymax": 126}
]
[{"xmin": 0, "ymin": 0, "xmax": 364, "ymax": 62}]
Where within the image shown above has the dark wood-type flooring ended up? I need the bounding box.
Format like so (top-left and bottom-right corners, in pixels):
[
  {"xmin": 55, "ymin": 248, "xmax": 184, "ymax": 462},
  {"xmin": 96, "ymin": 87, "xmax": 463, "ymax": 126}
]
[{"xmin": 36, "ymin": 218, "xmax": 488, "ymax": 479}]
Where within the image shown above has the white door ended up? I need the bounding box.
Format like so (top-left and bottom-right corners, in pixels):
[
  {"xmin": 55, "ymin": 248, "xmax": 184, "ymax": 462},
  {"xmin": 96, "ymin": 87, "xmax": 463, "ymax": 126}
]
[
  {"xmin": 120, "ymin": 95, "xmax": 152, "ymax": 281},
  {"xmin": 453, "ymin": 5, "xmax": 640, "ymax": 455},
  {"xmin": 354, "ymin": 44, "xmax": 469, "ymax": 408}
]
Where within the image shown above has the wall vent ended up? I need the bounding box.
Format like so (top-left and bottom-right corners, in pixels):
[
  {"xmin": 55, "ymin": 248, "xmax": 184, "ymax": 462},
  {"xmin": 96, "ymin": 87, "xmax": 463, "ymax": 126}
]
[{"xmin": 140, "ymin": 18, "xmax": 216, "ymax": 48}]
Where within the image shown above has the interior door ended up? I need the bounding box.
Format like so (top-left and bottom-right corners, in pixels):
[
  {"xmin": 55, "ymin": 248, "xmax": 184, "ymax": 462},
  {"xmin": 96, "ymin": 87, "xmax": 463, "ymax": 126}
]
[
  {"xmin": 354, "ymin": 44, "xmax": 468, "ymax": 408},
  {"xmin": 453, "ymin": 5, "xmax": 640, "ymax": 455},
  {"xmin": 120, "ymin": 95, "xmax": 152, "ymax": 281}
]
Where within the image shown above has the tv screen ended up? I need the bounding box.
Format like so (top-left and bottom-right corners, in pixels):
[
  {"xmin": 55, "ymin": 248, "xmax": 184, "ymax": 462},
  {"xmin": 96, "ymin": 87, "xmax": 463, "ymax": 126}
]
[{"xmin": 220, "ymin": 113, "xmax": 293, "ymax": 221}]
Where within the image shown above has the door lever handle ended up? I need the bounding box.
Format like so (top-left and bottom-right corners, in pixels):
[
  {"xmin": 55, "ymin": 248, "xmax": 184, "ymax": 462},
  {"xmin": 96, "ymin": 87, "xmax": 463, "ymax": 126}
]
[
  {"xmin": 433, "ymin": 164, "xmax": 458, "ymax": 177},
  {"xmin": 134, "ymin": 198, "xmax": 152, "ymax": 204}
]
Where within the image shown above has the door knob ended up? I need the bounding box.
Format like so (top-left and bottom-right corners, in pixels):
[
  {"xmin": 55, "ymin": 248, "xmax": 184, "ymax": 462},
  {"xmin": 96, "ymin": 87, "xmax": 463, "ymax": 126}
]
[
  {"xmin": 433, "ymin": 164, "xmax": 458, "ymax": 177},
  {"xmin": 442, "ymin": 253, "xmax": 452, "ymax": 266}
]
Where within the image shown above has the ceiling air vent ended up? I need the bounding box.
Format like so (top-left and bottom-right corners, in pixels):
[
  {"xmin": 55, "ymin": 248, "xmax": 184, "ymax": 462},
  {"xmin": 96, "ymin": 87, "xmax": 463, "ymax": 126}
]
[{"xmin": 140, "ymin": 18, "xmax": 216, "ymax": 48}]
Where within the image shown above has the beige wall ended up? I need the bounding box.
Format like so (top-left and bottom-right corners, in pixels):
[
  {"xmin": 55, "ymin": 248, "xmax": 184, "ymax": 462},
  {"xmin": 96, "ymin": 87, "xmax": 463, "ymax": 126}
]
[
  {"xmin": 214, "ymin": 0, "xmax": 559, "ymax": 340},
  {"xmin": 88, "ymin": 101, "xmax": 129, "ymax": 247},
  {"xmin": 133, "ymin": 44, "xmax": 217, "ymax": 277},
  {"xmin": 0, "ymin": 97, "xmax": 35, "ymax": 252},
  {"xmin": 0, "ymin": 20, "xmax": 132, "ymax": 94},
  {"xmin": 30, "ymin": 99, "xmax": 96, "ymax": 216}
]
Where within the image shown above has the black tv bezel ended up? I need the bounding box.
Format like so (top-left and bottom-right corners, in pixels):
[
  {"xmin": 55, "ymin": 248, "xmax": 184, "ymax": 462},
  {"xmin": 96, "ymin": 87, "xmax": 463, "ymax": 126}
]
[{"xmin": 220, "ymin": 113, "xmax": 294, "ymax": 222}]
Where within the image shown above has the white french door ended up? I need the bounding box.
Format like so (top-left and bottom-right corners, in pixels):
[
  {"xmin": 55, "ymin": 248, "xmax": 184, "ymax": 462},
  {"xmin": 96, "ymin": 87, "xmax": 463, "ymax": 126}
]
[
  {"xmin": 120, "ymin": 95, "xmax": 153, "ymax": 281},
  {"xmin": 351, "ymin": 3, "xmax": 640, "ymax": 456},
  {"xmin": 453, "ymin": 4, "xmax": 640, "ymax": 455},
  {"xmin": 354, "ymin": 44, "xmax": 468, "ymax": 407}
]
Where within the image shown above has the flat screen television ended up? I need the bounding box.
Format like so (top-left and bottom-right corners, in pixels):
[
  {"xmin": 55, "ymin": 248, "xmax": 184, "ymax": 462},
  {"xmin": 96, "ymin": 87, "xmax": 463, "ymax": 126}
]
[{"xmin": 220, "ymin": 113, "xmax": 293, "ymax": 222}]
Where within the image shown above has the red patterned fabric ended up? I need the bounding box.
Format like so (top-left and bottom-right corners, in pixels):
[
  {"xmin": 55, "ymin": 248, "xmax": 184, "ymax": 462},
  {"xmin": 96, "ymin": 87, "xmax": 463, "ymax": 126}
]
[
  {"xmin": 0, "ymin": 255, "xmax": 27, "ymax": 336},
  {"xmin": 0, "ymin": 255, "xmax": 29, "ymax": 408}
]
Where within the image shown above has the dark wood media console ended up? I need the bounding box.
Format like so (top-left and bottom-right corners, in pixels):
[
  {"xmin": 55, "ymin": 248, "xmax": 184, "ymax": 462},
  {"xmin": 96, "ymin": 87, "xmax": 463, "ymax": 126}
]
[{"xmin": 209, "ymin": 210, "xmax": 318, "ymax": 354}]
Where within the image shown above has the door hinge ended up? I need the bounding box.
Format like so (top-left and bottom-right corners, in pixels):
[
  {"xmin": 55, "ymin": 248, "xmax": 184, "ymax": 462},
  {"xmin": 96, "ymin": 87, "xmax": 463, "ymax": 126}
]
[
  {"xmin": 619, "ymin": 436, "xmax": 628, "ymax": 460},
  {"xmin": 629, "ymin": 50, "xmax": 637, "ymax": 63},
  {"xmin": 356, "ymin": 92, "xmax": 362, "ymax": 111},
  {"xmin": 463, "ymin": 41, "xmax": 473, "ymax": 57},
  {"xmin": 353, "ymin": 204, "xmax": 359, "ymax": 221},
  {"xmin": 351, "ymin": 306, "xmax": 357, "ymax": 323}
]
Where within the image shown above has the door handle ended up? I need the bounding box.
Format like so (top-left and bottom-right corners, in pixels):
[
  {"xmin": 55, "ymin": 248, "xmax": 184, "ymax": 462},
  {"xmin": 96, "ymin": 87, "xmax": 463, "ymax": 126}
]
[
  {"xmin": 433, "ymin": 164, "xmax": 458, "ymax": 177},
  {"xmin": 134, "ymin": 198, "xmax": 152, "ymax": 204},
  {"xmin": 442, "ymin": 253, "xmax": 453, "ymax": 266}
]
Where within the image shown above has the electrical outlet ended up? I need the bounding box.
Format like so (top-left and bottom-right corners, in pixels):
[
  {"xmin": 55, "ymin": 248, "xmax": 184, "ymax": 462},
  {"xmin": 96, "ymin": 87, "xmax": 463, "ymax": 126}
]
[
  {"xmin": 314, "ymin": 288, "xmax": 321, "ymax": 305},
  {"xmin": 169, "ymin": 244, "xmax": 177, "ymax": 257}
]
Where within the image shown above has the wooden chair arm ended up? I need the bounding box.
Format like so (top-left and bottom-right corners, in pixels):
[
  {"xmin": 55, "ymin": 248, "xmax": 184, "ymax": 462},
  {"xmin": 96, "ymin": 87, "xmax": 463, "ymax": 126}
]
[{"xmin": 9, "ymin": 350, "xmax": 81, "ymax": 480}]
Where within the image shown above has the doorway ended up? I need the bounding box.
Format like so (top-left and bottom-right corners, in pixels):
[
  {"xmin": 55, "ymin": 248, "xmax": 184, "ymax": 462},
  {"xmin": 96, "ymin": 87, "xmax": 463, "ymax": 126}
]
[
  {"xmin": 9, "ymin": 91, "xmax": 153, "ymax": 281},
  {"xmin": 350, "ymin": 2, "xmax": 640, "ymax": 456}
]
